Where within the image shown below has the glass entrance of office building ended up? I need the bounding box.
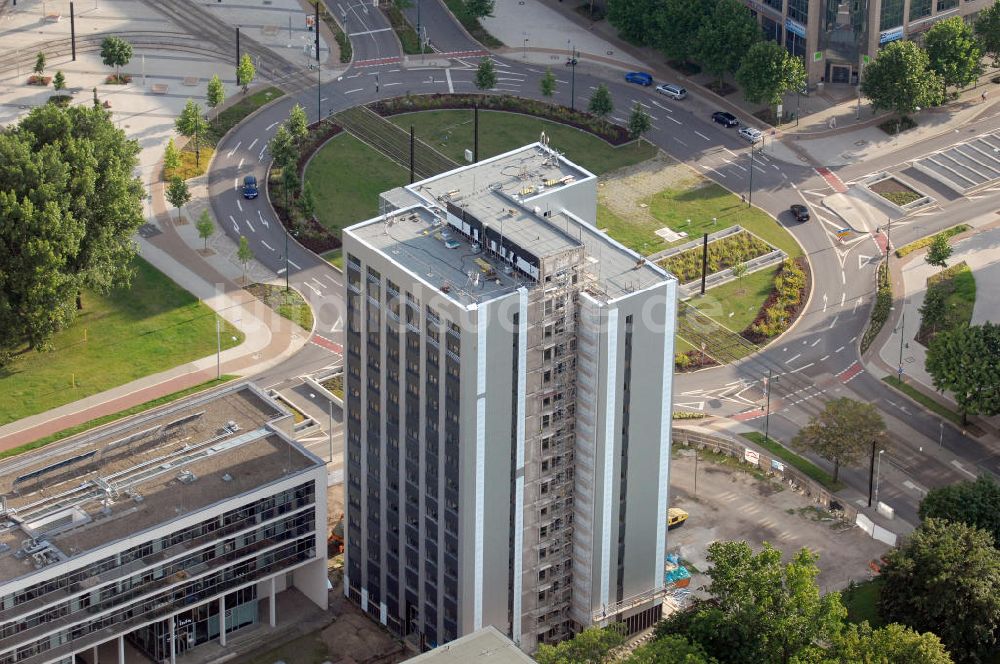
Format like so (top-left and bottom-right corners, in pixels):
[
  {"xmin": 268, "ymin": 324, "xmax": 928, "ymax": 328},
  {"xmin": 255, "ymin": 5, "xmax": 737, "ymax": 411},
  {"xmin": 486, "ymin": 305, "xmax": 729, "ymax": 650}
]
[{"xmin": 128, "ymin": 587, "xmax": 258, "ymax": 661}]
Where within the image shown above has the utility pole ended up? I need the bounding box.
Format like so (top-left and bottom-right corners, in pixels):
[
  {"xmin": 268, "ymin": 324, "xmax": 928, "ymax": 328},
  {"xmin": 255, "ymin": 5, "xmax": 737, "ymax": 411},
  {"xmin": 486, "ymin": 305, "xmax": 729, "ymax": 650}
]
[
  {"xmin": 748, "ymin": 145, "xmax": 755, "ymax": 208},
  {"xmin": 763, "ymin": 369, "xmax": 773, "ymax": 443},
  {"xmin": 70, "ymin": 2, "xmax": 76, "ymax": 61},
  {"xmin": 315, "ymin": 0, "xmax": 320, "ymax": 61},
  {"xmin": 867, "ymin": 439, "xmax": 876, "ymax": 507},
  {"xmin": 569, "ymin": 46, "xmax": 578, "ymax": 111},
  {"xmin": 317, "ymin": 57, "xmax": 321, "ymax": 119},
  {"xmin": 284, "ymin": 227, "xmax": 290, "ymax": 292},
  {"xmin": 216, "ymin": 317, "xmax": 222, "ymax": 379},
  {"xmin": 409, "ymin": 125, "xmax": 415, "ymax": 183},
  {"xmin": 328, "ymin": 398, "xmax": 334, "ymax": 463},
  {"xmin": 474, "ymin": 104, "xmax": 479, "ymax": 162},
  {"xmin": 699, "ymin": 233, "xmax": 708, "ymax": 295}
]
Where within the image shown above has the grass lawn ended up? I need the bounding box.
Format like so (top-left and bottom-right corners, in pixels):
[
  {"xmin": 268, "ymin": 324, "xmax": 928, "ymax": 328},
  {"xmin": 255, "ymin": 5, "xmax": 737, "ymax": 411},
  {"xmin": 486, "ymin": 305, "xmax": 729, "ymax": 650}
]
[
  {"xmin": 741, "ymin": 432, "xmax": 844, "ymax": 492},
  {"xmin": 166, "ymin": 145, "xmax": 215, "ymax": 181},
  {"xmin": 926, "ymin": 261, "xmax": 976, "ymax": 332},
  {"xmin": 2, "ymin": 376, "xmax": 237, "ymax": 459},
  {"xmin": 323, "ymin": 248, "xmax": 344, "ymax": 271},
  {"xmin": 305, "ymin": 133, "xmax": 409, "ymax": 236},
  {"xmin": 895, "ymin": 223, "xmax": 969, "ymax": 258},
  {"xmin": 882, "ymin": 376, "xmax": 963, "ymax": 426},
  {"xmin": 690, "ymin": 265, "xmax": 780, "ymax": 333},
  {"xmin": 0, "ymin": 257, "xmax": 244, "ymax": 425},
  {"xmin": 245, "ymin": 283, "xmax": 314, "ymax": 332},
  {"xmin": 843, "ymin": 578, "xmax": 884, "ymax": 626},
  {"xmin": 388, "ymin": 109, "xmax": 658, "ymax": 175}
]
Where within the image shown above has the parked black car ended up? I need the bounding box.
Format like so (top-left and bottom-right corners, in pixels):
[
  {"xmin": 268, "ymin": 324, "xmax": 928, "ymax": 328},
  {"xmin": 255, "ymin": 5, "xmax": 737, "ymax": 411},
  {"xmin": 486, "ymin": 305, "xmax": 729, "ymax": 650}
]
[{"xmin": 711, "ymin": 111, "xmax": 739, "ymax": 127}]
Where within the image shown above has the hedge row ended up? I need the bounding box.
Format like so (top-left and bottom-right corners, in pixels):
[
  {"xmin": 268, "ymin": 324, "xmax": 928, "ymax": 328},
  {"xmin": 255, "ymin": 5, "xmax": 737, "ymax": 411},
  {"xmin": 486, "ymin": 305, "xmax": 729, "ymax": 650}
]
[
  {"xmin": 369, "ymin": 94, "xmax": 632, "ymax": 145},
  {"xmin": 674, "ymin": 349, "xmax": 719, "ymax": 372},
  {"xmin": 860, "ymin": 261, "xmax": 892, "ymax": 354},
  {"xmin": 743, "ymin": 258, "xmax": 808, "ymax": 343},
  {"xmin": 660, "ymin": 231, "xmax": 771, "ymax": 284},
  {"xmin": 894, "ymin": 223, "xmax": 969, "ymax": 258}
]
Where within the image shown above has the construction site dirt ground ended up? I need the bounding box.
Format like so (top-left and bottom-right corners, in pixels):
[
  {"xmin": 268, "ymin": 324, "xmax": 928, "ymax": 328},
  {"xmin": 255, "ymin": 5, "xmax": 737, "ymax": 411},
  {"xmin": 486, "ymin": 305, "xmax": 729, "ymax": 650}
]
[{"xmin": 669, "ymin": 449, "xmax": 891, "ymax": 596}]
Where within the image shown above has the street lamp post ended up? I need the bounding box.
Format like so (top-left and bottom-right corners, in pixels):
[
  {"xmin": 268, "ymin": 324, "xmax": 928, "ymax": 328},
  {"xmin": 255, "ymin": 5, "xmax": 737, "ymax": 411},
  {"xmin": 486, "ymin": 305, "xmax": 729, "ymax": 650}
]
[
  {"xmin": 748, "ymin": 145, "xmax": 755, "ymax": 208},
  {"xmin": 567, "ymin": 41, "xmax": 577, "ymax": 111},
  {"xmin": 523, "ymin": 38, "xmax": 528, "ymax": 60},
  {"xmin": 874, "ymin": 449, "xmax": 885, "ymax": 505},
  {"xmin": 897, "ymin": 307, "xmax": 906, "ymax": 385},
  {"xmin": 216, "ymin": 317, "xmax": 222, "ymax": 379},
  {"xmin": 763, "ymin": 369, "xmax": 775, "ymax": 443},
  {"xmin": 284, "ymin": 226, "xmax": 289, "ymax": 292}
]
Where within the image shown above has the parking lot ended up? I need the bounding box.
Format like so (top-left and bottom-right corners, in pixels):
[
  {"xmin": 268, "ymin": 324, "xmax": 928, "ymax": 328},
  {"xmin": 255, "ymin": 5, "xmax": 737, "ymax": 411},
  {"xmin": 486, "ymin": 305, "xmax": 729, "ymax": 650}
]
[
  {"xmin": 668, "ymin": 449, "xmax": 890, "ymax": 595},
  {"xmin": 912, "ymin": 129, "xmax": 1000, "ymax": 194}
]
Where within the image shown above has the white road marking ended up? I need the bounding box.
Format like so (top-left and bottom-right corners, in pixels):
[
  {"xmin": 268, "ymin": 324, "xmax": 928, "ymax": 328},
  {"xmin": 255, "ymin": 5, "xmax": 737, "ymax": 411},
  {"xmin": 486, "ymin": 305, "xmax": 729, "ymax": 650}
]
[
  {"xmin": 247, "ymin": 138, "xmax": 258, "ymax": 151},
  {"xmin": 238, "ymin": 158, "xmax": 244, "ymax": 170},
  {"xmin": 245, "ymin": 219, "xmax": 255, "ymax": 233},
  {"xmin": 771, "ymin": 164, "xmax": 779, "ymax": 170},
  {"xmin": 349, "ymin": 27, "xmax": 392, "ymax": 36},
  {"xmin": 324, "ymin": 274, "xmax": 338, "ymax": 284},
  {"xmin": 694, "ymin": 130, "xmax": 711, "ymax": 141},
  {"xmin": 822, "ymin": 292, "xmax": 828, "ymax": 312},
  {"xmin": 345, "ymin": 88, "xmax": 363, "ymax": 94},
  {"xmin": 258, "ymin": 145, "xmax": 267, "ymax": 161},
  {"xmin": 312, "ymin": 278, "xmax": 326, "ymax": 290},
  {"xmin": 258, "ymin": 210, "xmax": 268, "ymax": 228},
  {"xmin": 234, "ymin": 178, "xmax": 239, "ymax": 190},
  {"xmin": 651, "ymin": 100, "xmax": 673, "ymax": 112},
  {"xmin": 236, "ymin": 199, "xmax": 242, "ymax": 212},
  {"xmin": 277, "ymin": 267, "xmax": 286, "ymax": 274},
  {"xmin": 261, "ymin": 240, "xmax": 274, "ymax": 251},
  {"xmin": 810, "ymin": 338, "xmax": 821, "ymax": 347},
  {"xmin": 835, "ymin": 346, "xmax": 844, "ymax": 353},
  {"xmin": 666, "ymin": 116, "xmax": 682, "ymax": 125},
  {"xmin": 266, "ymin": 122, "xmax": 278, "ymax": 131},
  {"xmin": 229, "ymin": 215, "xmax": 239, "ymax": 233},
  {"xmin": 699, "ymin": 164, "xmax": 726, "ymax": 178},
  {"xmin": 840, "ymin": 292, "xmax": 846, "ymax": 307},
  {"xmin": 305, "ymin": 282, "xmax": 321, "ymax": 295},
  {"xmin": 382, "ymin": 82, "xmax": 401, "ymax": 87},
  {"xmin": 321, "ymin": 97, "xmax": 329, "ymax": 101},
  {"xmin": 446, "ymin": 68, "xmax": 454, "ymax": 93},
  {"xmin": 853, "ymin": 297, "xmax": 862, "ymax": 313},
  {"xmin": 841, "ymin": 270, "xmax": 846, "ymax": 285},
  {"xmin": 790, "ymin": 362, "xmax": 814, "ymax": 373},
  {"xmin": 786, "ymin": 353, "xmax": 801, "ymax": 364},
  {"xmin": 828, "ymin": 315, "xmax": 839, "ymax": 330},
  {"xmin": 819, "ymin": 354, "xmax": 830, "ymax": 361},
  {"xmin": 673, "ymin": 137, "xmax": 687, "ymax": 146},
  {"xmin": 951, "ymin": 460, "xmax": 977, "ymax": 478},
  {"xmin": 226, "ymin": 141, "xmax": 242, "ymax": 158},
  {"xmin": 289, "ymin": 259, "xmax": 302, "ymax": 270}
]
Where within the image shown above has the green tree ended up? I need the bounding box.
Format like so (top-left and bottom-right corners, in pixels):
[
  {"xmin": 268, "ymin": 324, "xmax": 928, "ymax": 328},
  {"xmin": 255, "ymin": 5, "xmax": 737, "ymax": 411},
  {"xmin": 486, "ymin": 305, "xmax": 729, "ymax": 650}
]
[
  {"xmin": 925, "ymin": 17, "xmax": 982, "ymax": 97},
  {"xmin": 627, "ymin": 102, "xmax": 651, "ymax": 147},
  {"xmin": 540, "ymin": 68, "xmax": 556, "ymax": 97},
  {"xmin": 237, "ymin": 53, "xmax": 256, "ymax": 93},
  {"xmin": 816, "ymin": 622, "xmax": 953, "ymax": 664},
  {"xmin": 0, "ymin": 104, "xmax": 144, "ymax": 349},
  {"xmin": 880, "ymin": 518, "xmax": 1000, "ymax": 663},
  {"xmin": 298, "ymin": 180, "xmax": 317, "ymax": 220},
  {"xmin": 861, "ymin": 40, "xmax": 943, "ymax": 117},
  {"xmin": 925, "ymin": 233, "xmax": 953, "ymax": 268},
  {"xmin": 654, "ymin": 0, "xmax": 715, "ymax": 63},
  {"xmin": 163, "ymin": 137, "xmax": 181, "ymax": 174},
  {"xmin": 534, "ymin": 625, "xmax": 627, "ymax": 664},
  {"xmin": 696, "ymin": 0, "xmax": 760, "ymax": 84},
  {"xmin": 623, "ymin": 634, "xmax": 715, "ymax": 663},
  {"xmin": 918, "ymin": 286, "xmax": 948, "ymax": 338},
  {"xmin": 175, "ymin": 99, "xmax": 209, "ymax": 169},
  {"xmin": 464, "ymin": 0, "xmax": 494, "ymax": 18},
  {"xmin": 736, "ymin": 40, "xmax": 806, "ymax": 113},
  {"xmin": 474, "ymin": 56, "xmax": 497, "ymax": 90},
  {"xmin": 791, "ymin": 397, "xmax": 886, "ymax": 483},
  {"xmin": 975, "ymin": 0, "xmax": 1000, "ymax": 68},
  {"xmin": 689, "ymin": 542, "xmax": 845, "ymax": 664},
  {"xmin": 287, "ymin": 103, "xmax": 309, "ymax": 143},
  {"xmin": 237, "ymin": 235, "xmax": 254, "ymax": 284},
  {"xmin": 34, "ymin": 51, "xmax": 45, "ymax": 76},
  {"xmin": 607, "ymin": 0, "xmax": 660, "ymax": 45},
  {"xmin": 100, "ymin": 36, "xmax": 133, "ymax": 81},
  {"xmin": 270, "ymin": 124, "xmax": 297, "ymax": 170},
  {"xmin": 588, "ymin": 83, "xmax": 614, "ymax": 123},
  {"xmin": 926, "ymin": 322, "xmax": 1000, "ymax": 424},
  {"xmin": 196, "ymin": 209, "xmax": 215, "ymax": 251},
  {"xmin": 920, "ymin": 476, "xmax": 1000, "ymax": 547},
  {"xmin": 206, "ymin": 74, "xmax": 225, "ymax": 121},
  {"xmin": 165, "ymin": 176, "xmax": 191, "ymax": 222},
  {"xmin": 281, "ymin": 162, "xmax": 300, "ymax": 204},
  {"xmin": 52, "ymin": 70, "xmax": 65, "ymax": 91}
]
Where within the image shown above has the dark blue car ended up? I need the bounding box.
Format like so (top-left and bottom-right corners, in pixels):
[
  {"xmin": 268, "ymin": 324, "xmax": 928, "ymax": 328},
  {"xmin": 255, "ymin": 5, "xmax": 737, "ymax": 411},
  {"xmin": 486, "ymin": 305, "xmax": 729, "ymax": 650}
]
[
  {"xmin": 242, "ymin": 175, "xmax": 258, "ymax": 199},
  {"xmin": 625, "ymin": 71, "xmax": 653, "ymax": 86}
]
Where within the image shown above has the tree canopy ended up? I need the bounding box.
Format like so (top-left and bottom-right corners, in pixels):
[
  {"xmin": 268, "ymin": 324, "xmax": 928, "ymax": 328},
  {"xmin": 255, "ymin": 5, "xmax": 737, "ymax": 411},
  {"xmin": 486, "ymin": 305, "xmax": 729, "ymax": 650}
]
[
  {"xmin": 607, "ymin": 0, "xmax": 660, "ymax": 45},
  {"xmin": 206, "ymin": 74, "xmax": 225, "ymax": 112},
  {"xmin": 926, "ymin": 322, "xmax": 1000, "ymax": 424},
  {"xmin": 920, "ymin": 475, "xmax": 1000, "ymax": 547},
  {"xmin": 175, "ymin": 99, "xmax": 209, "ymax": 167},
  {"xmin": 623, "ymin": 634, "xmax": 714, "ymax": 664},
  {"xmin": 925, "ymin": 234, "xmax": 952, "ymax": 268},
  {"xmin": 696, "ymin": 0, "xmax": 760, "ymax": 82},
  {"xmin": 0, "ymin": 104, "xmax": 144, "ymax": 354},
  {"xmin": 287, "ymin": 103, "xmax": 309, "ymax": 143},
  {"xmin": 100, "ymin": 37, "xmax": 132, "ymax": 77},
  {"xmin": 627, "ymin": 102, "xmax": 651, "ymax": 144},
  {"xmin": 588, "ymin": 84, "xmax": 614, "ymax": 121},
  {"xmin": 737, "ymin": 40, "xmax": 806, "ymax": 108},
  {"xmin": 540, "ymin": 69, "xmax": 556, "ymax": 97},
  {"xmin": 861, "ymin": 40, "xmax": 942, "ymax": 116},
  {"xmin": 270, "ymin": 124, "xmax": 297, "ymax": 170},
  {"xmin": 653, "ymin": 0, "xmax": 715, "ymax": 63},
  {"xmin": 196, "ymin": 210, "xmax": 215, "ymax": 251},
  {"xmin": 535, "ymin": 625, "xmax": 626, "ymax": 664},
  {"xmin": 474, "ymin": 57, "xmax": 497, "ymax": 90},
  {"xmin": 925, "ymin": 17, "xmax": 982, "ymax": 94},
  {"xmin": 975, "ymin": 0, "xmax": 1000, "ymax": 68},
  {"xmin": 804, "ymin": 622, "xmax": 953, "ymax": 664},
  {"xmin": 880, "ymin": 518, "xmax": 1000, "ymax": 663},
  {"xmin": 791, "ymin": 398, "xmax": 886, "ymax": 483},
  {"xmin": 464, "ymin": 0, "xmax": 494, "ymax": 19},
  {"xmin": 165, "ymin": 177, "xmax": 191, "ymax": 221},
  {"xmin": 236, "ymin": 54, "xmax": 256, "ymax": 93}
]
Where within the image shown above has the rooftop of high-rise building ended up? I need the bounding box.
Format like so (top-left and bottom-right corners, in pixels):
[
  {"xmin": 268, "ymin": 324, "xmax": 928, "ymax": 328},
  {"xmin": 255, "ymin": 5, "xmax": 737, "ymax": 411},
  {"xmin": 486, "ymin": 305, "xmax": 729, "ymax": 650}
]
[
  {"xmin": 0, "ymin": 384, "xmax": 320, "ymax": 583},
  {"xmin": 346, "ymin": 143, "xmax": 673, "ymax": 307}
]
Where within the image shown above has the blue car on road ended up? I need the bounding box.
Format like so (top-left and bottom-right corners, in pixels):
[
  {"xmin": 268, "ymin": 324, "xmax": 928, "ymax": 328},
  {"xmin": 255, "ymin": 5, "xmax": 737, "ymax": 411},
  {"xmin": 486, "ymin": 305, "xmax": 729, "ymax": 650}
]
[
  {"xmin": 624, "ymin": 71, "xmax": 653, "ymax": 86},
  {"xmin": 242, "ymin": 175, "xmax": 258, "ymax": 199}
]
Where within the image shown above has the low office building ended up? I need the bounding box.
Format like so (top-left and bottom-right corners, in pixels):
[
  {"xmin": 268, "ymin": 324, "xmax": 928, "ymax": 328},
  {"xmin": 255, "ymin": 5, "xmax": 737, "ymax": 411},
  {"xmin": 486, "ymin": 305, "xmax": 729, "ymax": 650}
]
[
  {"xmin": 741, "ymin": 0, "xmax": 993, "ymax": 87},
  {"xmin": 342, "ymin": 140, "xmax": 678, "ymax": 653},
  {"xmin": 0, "ymin": 383, "xmax": 328, "ymax": 664}
]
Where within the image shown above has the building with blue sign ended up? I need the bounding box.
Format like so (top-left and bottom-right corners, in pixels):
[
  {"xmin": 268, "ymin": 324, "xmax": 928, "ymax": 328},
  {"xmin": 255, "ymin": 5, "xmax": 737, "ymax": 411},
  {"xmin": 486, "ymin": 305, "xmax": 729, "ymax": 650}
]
[{"xmin": 740, "ymin": 0, "xmax": 993, "ymax": 89}]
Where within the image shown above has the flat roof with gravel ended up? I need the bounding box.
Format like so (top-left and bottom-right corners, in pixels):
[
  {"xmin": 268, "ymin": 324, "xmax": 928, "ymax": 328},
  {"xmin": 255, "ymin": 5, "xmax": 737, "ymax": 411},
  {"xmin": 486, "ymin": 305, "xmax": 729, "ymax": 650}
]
[{"xmin": 406, "ymin": 626, "xmax": 534, "ymax": 663}]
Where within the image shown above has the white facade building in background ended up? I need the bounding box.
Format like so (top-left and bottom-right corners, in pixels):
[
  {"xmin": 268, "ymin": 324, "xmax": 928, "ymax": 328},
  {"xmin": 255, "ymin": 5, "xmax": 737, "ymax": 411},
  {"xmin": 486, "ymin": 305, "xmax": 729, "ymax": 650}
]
[
  {"xmin": 342, "ymin": 142, "xmax": 678, "ymax": 653},
  {"xmin": 0, "ymin": 383, "xmax": 328, "ymax": 664}
]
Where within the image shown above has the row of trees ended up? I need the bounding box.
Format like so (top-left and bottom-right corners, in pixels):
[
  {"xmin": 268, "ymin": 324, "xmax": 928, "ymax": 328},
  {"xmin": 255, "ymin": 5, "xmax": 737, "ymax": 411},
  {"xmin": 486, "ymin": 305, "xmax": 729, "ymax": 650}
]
[
  {"xmin": 0, "ymin": 103, "xmax": 145, "ymax": 361},
  {"xmin": 539, "ymin": 540, "xmax": 951, "ymax": 664},
  {"xmin": 269, "ymin": 104, "xmax": 317, "ymax": 230},
  {"xmin": 607, "ymin": 0, "xmax": 805, "ymax": 115}
]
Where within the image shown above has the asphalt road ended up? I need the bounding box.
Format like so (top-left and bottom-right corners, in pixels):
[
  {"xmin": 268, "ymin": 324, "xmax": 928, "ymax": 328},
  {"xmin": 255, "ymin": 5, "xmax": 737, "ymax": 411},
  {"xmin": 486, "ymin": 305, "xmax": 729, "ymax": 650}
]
[{"xmin": 199, "ymin": 2, "xmax": 1000, "ymax": 524}]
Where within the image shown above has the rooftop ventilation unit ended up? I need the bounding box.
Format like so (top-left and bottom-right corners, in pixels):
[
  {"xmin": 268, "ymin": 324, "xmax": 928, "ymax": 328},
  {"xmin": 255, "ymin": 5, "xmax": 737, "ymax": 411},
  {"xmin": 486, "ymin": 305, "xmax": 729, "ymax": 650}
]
[{"xmin": 177, "ymin": 470, "xmax": 197, "ymax": 485}]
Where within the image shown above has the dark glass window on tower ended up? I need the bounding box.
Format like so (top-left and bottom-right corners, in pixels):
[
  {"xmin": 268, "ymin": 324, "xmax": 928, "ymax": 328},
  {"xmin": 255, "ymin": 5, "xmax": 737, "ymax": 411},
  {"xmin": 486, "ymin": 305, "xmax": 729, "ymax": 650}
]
[
  {"xmin": 763, "ymin": 0, "xmax": 782, "ymax": 10},
  {"xmin": 787, "ymin": 0, "xmax": 808, "ymax": 23},
  {"xmin": 910, "ymin": 0, "xmax": 932, "ymax": 18},
  {"xmin": 936, "ymin": 0, "xmax": 958, "ymax": 9},
  {"xmin": 880, "ymin": 0, "xmax": 904, "ymax": 29}
]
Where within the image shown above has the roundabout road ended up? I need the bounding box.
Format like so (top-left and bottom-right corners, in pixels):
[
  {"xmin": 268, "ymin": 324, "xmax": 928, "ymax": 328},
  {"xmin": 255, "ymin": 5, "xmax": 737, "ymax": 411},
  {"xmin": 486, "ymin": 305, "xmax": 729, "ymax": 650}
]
[{"xmin": 202, "ymin": 0, "xmax": 1000, "ymax": 522}]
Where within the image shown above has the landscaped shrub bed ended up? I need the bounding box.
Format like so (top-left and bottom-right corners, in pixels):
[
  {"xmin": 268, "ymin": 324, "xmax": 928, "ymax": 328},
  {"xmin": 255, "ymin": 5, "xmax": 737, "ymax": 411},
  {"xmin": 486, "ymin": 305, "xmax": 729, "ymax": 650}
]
[
  {"xmin": 659, "ymin": 231, "xmax": 772, "ymax": 283},
  {"xmin": 674, "ymin": 349, "xmax": 719, "ymax": 372},
  {"xmin": 877, "ymin": 115, "xmax": 916, "ymax": 135},
  {"xmin": 742, "ymin": 257, "xmax": 808, "ymax": 343},
  {"xmin": 895, "ymin": 224, "xmax": 969, "ymax": 258},
  {"xmin": 860, "ymin": 261, "xmax": 891, "ymax": 354},
  {"xmin": 369, "ymin": 94, "xmax": 632, "ymax": 146},
  {"xmin": 916, "ymin": 261, "xmax": 975, "ymax": 345},
  {"xmin": 869, "ymin": 177, "xmax": 921, "ymax": 206}
]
